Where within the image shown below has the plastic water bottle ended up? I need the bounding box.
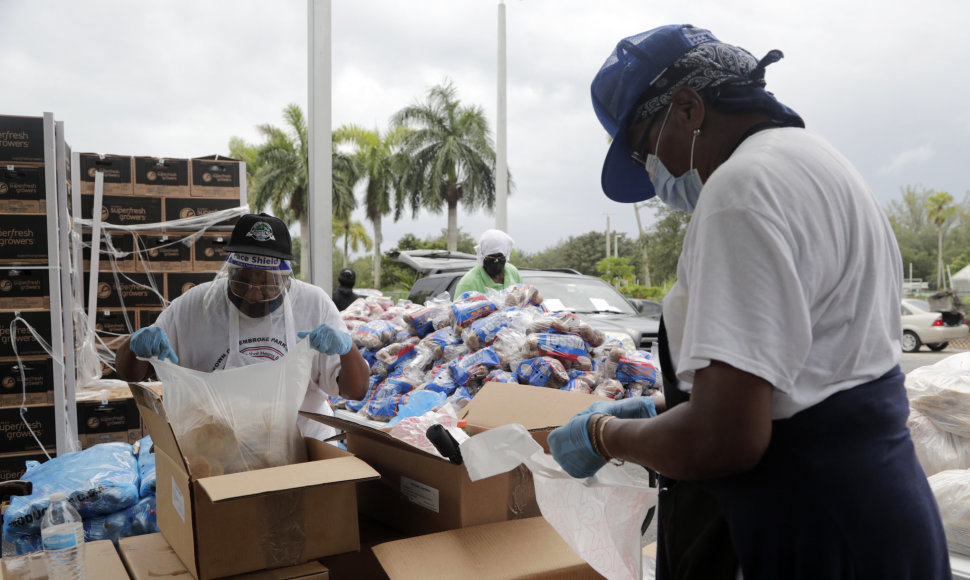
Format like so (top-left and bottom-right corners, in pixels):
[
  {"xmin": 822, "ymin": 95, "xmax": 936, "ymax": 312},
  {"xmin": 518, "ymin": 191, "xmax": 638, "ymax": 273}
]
[{"xmin": 41, "ymin": 492, "xmax": 88, "ymax": 580}]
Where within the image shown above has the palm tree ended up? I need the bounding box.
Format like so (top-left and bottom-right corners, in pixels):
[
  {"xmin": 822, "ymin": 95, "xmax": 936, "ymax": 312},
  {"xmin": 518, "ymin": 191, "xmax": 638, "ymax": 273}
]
[
  {"xmin": 332, "ymin": 218, "xmax": 372, "ymax": 264},
  {"xmin": 926, "ymin": 191, "xmax": 957, "ymax": 289},
  {"xmin": 333, "ymin": 124, "xmax": 407, "ymax": 288},
  {"xmin": 392, "ymin": 81, "xmax": 501, "ymax": 252}
]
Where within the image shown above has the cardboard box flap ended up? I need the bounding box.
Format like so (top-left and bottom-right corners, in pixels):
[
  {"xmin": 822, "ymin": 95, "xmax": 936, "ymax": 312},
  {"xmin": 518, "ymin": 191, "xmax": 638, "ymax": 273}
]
[
  {"xmin": 459, "ymin": 382, "xmax": 606, "ymax": 431},
  {"xmin": 300, "ymin": 411, "xmax": 454, "ymax": 463},
  {"xmin": 129, "ymin": 382, "xmax": 186, "ymax": 468},
  {"xmin": 197, "ymin": 455, "xmax": 379, "ymax": 503},
  {"xmin": 372, "ymin": 517, "xmax": 598, "ymax": 579}
]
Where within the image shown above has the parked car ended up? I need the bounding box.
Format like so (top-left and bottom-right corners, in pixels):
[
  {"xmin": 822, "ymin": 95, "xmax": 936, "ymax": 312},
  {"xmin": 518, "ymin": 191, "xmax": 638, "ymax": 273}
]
[
  {"xmin": 387, "ymin": 249, "xmax": 660, "ymax": 351},
  {"xmin": 900, "ymin": 298, "xmax": 968, "ymax": 352}
]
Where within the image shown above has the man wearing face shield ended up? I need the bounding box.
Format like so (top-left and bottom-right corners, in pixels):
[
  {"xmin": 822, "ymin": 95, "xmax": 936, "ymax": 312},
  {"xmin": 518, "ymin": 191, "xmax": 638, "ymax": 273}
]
[
  {"xmin": 453, "ymin": 229, "xmax": 523, "ymax": 296},
  {"xmin": 115, "ymin": 213, "xmax": 369, "ymax": 441},
  {"xmin": 546, "ymin": 25, "xmax": 950, "ymax": 579}
]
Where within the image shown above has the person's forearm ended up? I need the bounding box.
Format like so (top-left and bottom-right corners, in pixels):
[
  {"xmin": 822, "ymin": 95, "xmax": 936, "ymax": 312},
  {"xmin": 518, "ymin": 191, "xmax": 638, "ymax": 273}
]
[
  {"xmin": 115, "ymin": 336, "xmax": 155, "ymax": 382},
  {"xmin": 336, "ymin": 345, "xmax": 369, "ymax": 400}
]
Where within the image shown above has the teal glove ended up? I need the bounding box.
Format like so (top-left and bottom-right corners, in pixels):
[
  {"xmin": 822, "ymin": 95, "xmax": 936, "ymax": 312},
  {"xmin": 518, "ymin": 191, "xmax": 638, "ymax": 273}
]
[
  {"xmin": 129, "ymin": 327, "xmax": 178, "ymax": 364},
  {"xmin": 547, "ymin": 413, "xmax": 606, "ymax": 479},
  {"xmin": 582, "ymin": 396, "xmax": 657, "ymax": 420},
  {"xmin": 298, "ymin": 323, "xmax": 353, "ymax": 355}
]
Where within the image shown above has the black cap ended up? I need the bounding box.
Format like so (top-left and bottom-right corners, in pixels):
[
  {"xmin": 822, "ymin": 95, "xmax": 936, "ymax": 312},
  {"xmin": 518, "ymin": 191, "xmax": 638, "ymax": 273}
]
[
  {"xmin": 338, "ymin": 268, "xmax": 356, "ymax": 286},
  {"xmin": 223, "ymin": 213, "xmax": 294, "ymax": 260}
]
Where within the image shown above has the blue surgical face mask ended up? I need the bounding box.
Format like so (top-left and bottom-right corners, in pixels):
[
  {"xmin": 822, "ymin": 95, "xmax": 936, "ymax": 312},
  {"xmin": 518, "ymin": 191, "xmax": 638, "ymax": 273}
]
[{"xmin": 644, "ymin": 105, "xmax": 704, "ymax": 214}]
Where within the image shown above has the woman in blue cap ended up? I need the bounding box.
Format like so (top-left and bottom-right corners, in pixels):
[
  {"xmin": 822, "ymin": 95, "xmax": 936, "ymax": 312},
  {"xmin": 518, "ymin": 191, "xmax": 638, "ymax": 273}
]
[{"xmin": 548, "ymin": 25, "xmax": 950, "ymax": 579}]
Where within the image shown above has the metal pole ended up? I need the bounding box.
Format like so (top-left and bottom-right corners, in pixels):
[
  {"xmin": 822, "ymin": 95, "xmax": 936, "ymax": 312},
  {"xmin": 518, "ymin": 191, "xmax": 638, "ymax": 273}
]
[
  {"xmin": 308, "ymin": 0, "xmax": 334, "ymax": 291},
  {"xmin": 495, "ymin": 0, "xmax": 508, "ymax": 232}
]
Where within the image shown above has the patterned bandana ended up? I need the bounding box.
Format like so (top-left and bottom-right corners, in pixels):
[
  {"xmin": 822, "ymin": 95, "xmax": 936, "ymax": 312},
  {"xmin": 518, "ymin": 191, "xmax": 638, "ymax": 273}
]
[{"xmin": 630, "ymin": 43, "xmax": 784, "ymax": 126}]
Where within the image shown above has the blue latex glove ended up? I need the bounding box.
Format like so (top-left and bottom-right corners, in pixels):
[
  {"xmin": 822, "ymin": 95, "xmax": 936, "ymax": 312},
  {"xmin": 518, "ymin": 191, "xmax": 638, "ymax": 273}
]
[
  {"xmin": 298, "ymin": 323, "xmax": 353, "ymax": 355},
  {"xmin": 128, "ymin": 327, "xmax": 178, "ymax": 364},
  {"xmin": 547, "ymin": 413, "xmax": 606, "ymax": 479},
  {"xmin": 581, "ymin": 396, "xmax": 657, "ymax": 420}
]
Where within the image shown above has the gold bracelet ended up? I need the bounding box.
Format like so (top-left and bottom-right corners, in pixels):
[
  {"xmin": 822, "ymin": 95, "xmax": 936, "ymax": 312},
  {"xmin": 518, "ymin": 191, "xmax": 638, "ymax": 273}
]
[
  {"xmin": 587, "ymin": 414, "xmax": 606, "ymax": 458},
  {"xmin": 598, "ymin": 415, "xmax": 625, "ymax": 466}
]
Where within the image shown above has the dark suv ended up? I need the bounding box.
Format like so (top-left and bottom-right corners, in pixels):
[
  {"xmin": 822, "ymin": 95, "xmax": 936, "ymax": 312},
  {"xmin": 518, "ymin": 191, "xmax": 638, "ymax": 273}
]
[{"xmin": 388, "ymin": 249, "xmax": 660, "ymax": 351}]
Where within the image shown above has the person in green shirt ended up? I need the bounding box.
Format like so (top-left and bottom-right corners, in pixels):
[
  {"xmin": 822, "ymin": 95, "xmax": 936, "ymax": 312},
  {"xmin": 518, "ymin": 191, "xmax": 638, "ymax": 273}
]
[{"xmin": 454, "ymin": 229, "xmax": 523, "ymax": 296}]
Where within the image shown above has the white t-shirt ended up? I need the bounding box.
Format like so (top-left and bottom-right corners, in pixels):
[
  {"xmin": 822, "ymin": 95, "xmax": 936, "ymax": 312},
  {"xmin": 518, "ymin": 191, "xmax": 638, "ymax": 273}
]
[
  {"xmin": 155, "ymin": 277, "xmax": 345, "ymax": 439},
  {"xmin": 663, "ymin": 128, "xmax": 902, "ymax": 419}
]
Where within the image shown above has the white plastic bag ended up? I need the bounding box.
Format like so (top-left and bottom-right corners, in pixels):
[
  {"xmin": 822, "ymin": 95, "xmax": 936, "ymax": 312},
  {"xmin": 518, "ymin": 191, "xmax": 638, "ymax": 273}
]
[
  {"xmin": 460, "ymin": 424, "xmax": 657, "ymax": 580},
  {"xmin": 928, "ymin": 469, "xmax": 970, "ymax": 556},
  {"xmin": 149, "ymin": 339, "xmax": 315, "ymax": 476},
  {"xmin": 905, "ymin": 352, "xmax": 970, "ymax": 438}
]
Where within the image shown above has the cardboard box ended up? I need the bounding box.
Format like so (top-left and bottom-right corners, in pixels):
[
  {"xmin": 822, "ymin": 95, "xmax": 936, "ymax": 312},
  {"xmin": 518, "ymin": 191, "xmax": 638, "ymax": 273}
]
[
  {"xmin": 0, "ymin": 115, "xmax": 45, "ymax": 164},
  {"xmin": 83, "ymin": 271, "xmax": 166, "ymax": 310},
  {"xmin": 130, "ymin": 382, "xmax": 379, "ymax": 579},
  {"xmin": 0, "ymin": 356, "xmax": 54, "ymax": 407},
  {"xmin": 164, "ymin": 196, "xmax": 243, "ymax": 225},
  {"xmin": 119, "ymin": 532, "xmax": 331, "ymax": 580},
  {"xmin": 139, "ymin": 308, "xmax": 164, "ymax": 328},
  {"xmin": 78, "ymin": 153, "xmax": 133, "ymax": 195},
  {"xmin": 1, "ymin": 539, "xmax": 130, "ymax": 580},
  {"xmin": 0, "ymin": 404, "xmax": 55, "ymax": 453},
  {"xmin": 0, "ymin": 213, "xmax": 48, "ymax": 264},
  {"xmin": 0, "ymin": 448, "xmax": 52, "ymax": 480},
  {"xmin": 164, "ymin": 273, "xmax": 212, "ymax": 302},
  {"xmin": 79, "ymin": 193, "xmax": 163, "ymax": 227},
  {"xmin": 76, "ymin": 388, "xmax": 142, "ymax": 449},
  {"xmin": 303, "ymin": 382, "xmax": 604, "ymax": 536},
  {"xmin": 0, "ymin": 310, "xmax": 53, "ymax": 358},
  {"xmin": 92, "ymin": 308, "xmax": 137, "ymax": 349},
  {"xmin": 372, "ymin": 517, "xmax": 600, "ymax": 580},
  {"xmin": 0, "ymin": 267, "xmax": 50, "ymax": 310},
  {"xmin": 0, "ymin": 163, "xmax": 46, "ymax": 214},
  {"xmin": 133, "ymin": 233, "xmax": 192, "ymax": 273},
  {"xmin": 134, "ymin": 156, "xmax": 190, "ymax": 197},
  {"xmin": 83, "ymin": 231, "xmax": 135, "ymax": 273},
  {"xmin": 191, "ymin": 232, "xmax": 231, "ymax": 272},
  {"xmin": 190, "ymin": 156, "xmax": 243, "ymax": 199}
]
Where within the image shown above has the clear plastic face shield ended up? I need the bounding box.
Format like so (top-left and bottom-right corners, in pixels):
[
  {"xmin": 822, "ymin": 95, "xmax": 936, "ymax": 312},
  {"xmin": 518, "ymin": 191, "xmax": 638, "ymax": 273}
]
[{"xmin": 205, "ymin": 252, "xmax": 293, "ymax": 318}]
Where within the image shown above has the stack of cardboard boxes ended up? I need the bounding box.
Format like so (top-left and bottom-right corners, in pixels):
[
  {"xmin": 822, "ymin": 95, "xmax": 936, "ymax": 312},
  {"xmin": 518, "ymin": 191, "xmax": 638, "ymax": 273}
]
[
  {"xmin": 74, "ymin": 151, "xmax": 246, "ymax": 450},
  {"xmin": 0, "ymin": 114, "xmax": 61, "ymax": 479}
]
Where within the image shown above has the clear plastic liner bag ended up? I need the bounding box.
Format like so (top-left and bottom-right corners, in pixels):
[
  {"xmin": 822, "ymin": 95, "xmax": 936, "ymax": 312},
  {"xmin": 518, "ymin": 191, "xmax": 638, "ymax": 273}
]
[
  {"xmin": 147, "ymin": 339, "xmax": 316, "ymax": 477},
  {"xmin": 460, "ymin": 424, "xmax": 657, "ymax": 580},
  {"xmin": 2, "ymin": 442, "xmax": 139, "ymax": 537},
  {"xmin": 387, "ymin": 405, "xmax": 469, "ymax": 458},
  {"xmin": 134, "ymin": 435, "xmax": 156, "ymax": 498},
  {"xmin": 907, "ymin": 408, "xmax": 970, "ymax": 477},
  {"xmin": 928, "ymin": 469, "xmax": 970, "ymax": 556},
  {"xmin": 905, "ymin": 351, "xmax": 970, "ymax": 439}
]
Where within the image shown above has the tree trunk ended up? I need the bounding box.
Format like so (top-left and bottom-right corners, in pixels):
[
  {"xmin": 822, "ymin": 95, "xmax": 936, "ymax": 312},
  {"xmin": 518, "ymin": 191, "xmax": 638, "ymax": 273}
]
[
  {"xmin": 447, "ymin": 200, "xmax": 459, "ymax": 252},
  {"xmin": 633, "ymin": 203, "xmax": 651, "ymax": 287},
  {"xmin": 938, "ymin": 227, "xmax": 944, "ymax": 289},
  {"xmin": 343, "ymin": 225, "xmax": 350, "ymax": 269},
  {"xmin": 299, "ymin": 213, "xmax": 310, "ymax": 282},
  {"xmin": 372, "ymin": 213, "xmax": 383, "ymax": 289}
]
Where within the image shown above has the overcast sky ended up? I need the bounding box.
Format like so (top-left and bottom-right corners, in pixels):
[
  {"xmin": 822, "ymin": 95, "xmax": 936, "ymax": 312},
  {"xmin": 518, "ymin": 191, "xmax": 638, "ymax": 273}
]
[{"xmin": 4, "ymin": 0, "xmax": 969, "ymax": 257}]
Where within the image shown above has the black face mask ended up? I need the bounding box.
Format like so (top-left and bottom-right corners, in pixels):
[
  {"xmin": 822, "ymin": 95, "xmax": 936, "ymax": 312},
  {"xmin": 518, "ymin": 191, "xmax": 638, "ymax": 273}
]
[
  {"xmin": 227, "ymin": 284, "xmax": 285, "ymax": 318},
  {"xmin": 483, "ymin": 257, "xmax": 506, "ymax": 277}
]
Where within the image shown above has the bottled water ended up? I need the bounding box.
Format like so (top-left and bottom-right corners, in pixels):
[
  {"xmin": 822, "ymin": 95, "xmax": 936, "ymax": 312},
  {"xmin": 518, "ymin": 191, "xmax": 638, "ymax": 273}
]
[{"xmin": 41, "ymin": 492, "xmax": 88, "ymax": 580}]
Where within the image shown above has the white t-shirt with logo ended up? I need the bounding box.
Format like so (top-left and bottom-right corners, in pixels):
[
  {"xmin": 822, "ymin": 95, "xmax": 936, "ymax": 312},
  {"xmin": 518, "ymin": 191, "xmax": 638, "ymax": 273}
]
[
  {"xmin": 663, "ymin": 128, "xmax": 902, "ymax": 419},
  {"xmin": 155, "ymin": 277, "xmax": 344, "ymax": 439}
]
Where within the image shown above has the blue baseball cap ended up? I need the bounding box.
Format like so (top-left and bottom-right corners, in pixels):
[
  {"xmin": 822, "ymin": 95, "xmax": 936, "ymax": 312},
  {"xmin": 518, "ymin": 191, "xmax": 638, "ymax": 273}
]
[{"xmin": 592, "ymin": 25, "xmax": 720, "ymax": 203}]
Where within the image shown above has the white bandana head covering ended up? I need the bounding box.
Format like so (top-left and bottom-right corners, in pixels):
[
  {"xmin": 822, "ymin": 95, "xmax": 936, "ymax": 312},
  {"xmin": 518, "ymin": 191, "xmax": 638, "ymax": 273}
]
[{"xmin": 475, "ymin": 229, "xmax": 515, "ymax": 265}]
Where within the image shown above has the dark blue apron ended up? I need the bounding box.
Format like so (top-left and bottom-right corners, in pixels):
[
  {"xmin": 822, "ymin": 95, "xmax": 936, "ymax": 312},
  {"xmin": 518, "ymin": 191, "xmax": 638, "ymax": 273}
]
[{"xmin": 701, "ymin": 365, "xmax": 951, "ymax": 579}]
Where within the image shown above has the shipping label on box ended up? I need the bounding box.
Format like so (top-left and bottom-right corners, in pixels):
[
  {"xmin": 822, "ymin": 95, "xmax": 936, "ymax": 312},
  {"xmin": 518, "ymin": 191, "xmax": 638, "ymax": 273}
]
[
  {"xmin": 0, "ymin": 357, "xmax": 54, "ymax": 407},
  {"xmin": 0, "ymin": 164, "xmax": 46, "ymax": 214},
  {"xmin": 84, "ymin": 271, "xmax": 166, "ymax": 309},
  {"xmin": 192, "ymin": 233, "xmax": 231, "ymax": 272},
  {"xmin": 190, "ymin": 156, "xmax": 242, "ymax": 198},
  {"xmin": 0, "ymin": 449, "xmax": 53, "ymax": 481},
  {"xmin": 165, "ymin": 272, "xmax": 212, "ymax": 302},
  {"xmin": 0, "ymin": 404, "xmax": 56, "ymax": 452},
  {"xmin": 83, "ymin": 231, "xmax": 134, "ymax": 273},
  {"xmin": 0, "ymin": 267, "xmax": 50, "ymax": 310},
  {"xmin": 133, "ymin": 234, "xmax": 191, "ymax": 272},
  {"xmin": 80, "ymin": 193, "xmax": 163, "ymax": 227},
  {"xmin": 79, "ymin": 153, "xmax": 133, "ymax": 195},
  {"xmin": 0, "ymin": 115, "xmax": 45, "ymax": 164},
  {"xmin": 0, "ymin": 311, "xmax": 52, "ymax": 358},
  {"xmin": 164, "ymin": 196, "xmax": 242, "ymax": 225},
  {"xmin": 0, "ymin": 213, "xmax": 48, "ymax": 264},
  {"xmin": 134, "ymin": 157, "xmax": 190, "ymax": 197}
]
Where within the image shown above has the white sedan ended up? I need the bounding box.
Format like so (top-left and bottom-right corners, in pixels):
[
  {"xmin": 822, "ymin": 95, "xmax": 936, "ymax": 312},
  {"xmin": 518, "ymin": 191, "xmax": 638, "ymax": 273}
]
[{"xmin": 900, "ymin": 299, "xmax": 968, "ymax": 353}]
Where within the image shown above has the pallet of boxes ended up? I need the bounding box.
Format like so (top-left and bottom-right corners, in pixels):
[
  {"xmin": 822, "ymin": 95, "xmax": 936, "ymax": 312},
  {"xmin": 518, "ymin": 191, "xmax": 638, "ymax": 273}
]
[
  {"xmin": 0, "ymin": 114, "xmax": 63, "ymax": 481},
  {"xmin": 74, "ymin": 152, "xmax": 247, "ymax": 450}
]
